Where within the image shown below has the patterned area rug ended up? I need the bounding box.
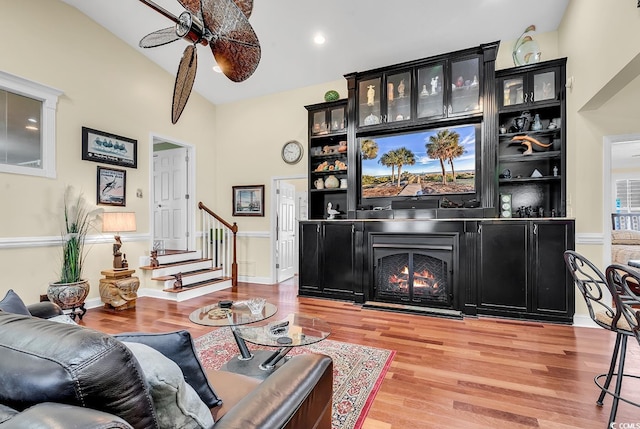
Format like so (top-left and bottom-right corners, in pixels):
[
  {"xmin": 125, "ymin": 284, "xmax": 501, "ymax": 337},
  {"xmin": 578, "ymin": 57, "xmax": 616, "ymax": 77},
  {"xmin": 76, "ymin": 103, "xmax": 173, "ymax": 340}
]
[{"xmin": 195, "ymin": 329, "xmax": 395, "ymax": 429}]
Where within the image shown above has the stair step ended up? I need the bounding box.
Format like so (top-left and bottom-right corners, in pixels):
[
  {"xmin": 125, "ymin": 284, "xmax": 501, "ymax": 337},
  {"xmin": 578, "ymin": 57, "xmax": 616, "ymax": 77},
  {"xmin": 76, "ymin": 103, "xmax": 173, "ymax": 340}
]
[
  {"xmin": 154, "ymin": 267, "xmax": 223, "ymax": 289},
  {"xmin": 151, "ymin": 250, "xmax": 202, "ymax": 265},
  {"xmin": 163, "ymin": 277, "xmax": 231, "ymax": 293},
  {"xmin": 151, "ymin": 267, "xmax": 222, "ymax": 281},
  {"xmin": 140, "ymin": 259, "xmax": 213, "ymax": 277}
]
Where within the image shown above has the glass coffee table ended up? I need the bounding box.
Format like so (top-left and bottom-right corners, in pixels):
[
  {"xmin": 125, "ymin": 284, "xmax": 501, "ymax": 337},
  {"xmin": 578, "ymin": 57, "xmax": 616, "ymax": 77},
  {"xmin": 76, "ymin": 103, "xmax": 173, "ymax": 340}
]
[
  {"xmin": 229, "ymin": 313, "xmax": 331, "ymax": 378},
  {"xmin": 189, "ymin": 300, "xmax": 277, "ymax": 360}
]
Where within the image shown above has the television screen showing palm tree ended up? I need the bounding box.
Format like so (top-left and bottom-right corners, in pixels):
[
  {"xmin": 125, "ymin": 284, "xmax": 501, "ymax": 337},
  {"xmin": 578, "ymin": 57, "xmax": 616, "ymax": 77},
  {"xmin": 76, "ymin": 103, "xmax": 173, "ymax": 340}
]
[{"xmin": 360, "ymin": 123, "xmax": 478, "ymax": 198}]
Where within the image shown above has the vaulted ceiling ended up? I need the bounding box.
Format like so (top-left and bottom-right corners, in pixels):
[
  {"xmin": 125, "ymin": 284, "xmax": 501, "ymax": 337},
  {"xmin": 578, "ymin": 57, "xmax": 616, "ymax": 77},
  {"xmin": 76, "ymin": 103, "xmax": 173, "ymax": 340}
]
[{"xmin": 60, "ymin": 0, "xmax": 569, "ymax": 105}]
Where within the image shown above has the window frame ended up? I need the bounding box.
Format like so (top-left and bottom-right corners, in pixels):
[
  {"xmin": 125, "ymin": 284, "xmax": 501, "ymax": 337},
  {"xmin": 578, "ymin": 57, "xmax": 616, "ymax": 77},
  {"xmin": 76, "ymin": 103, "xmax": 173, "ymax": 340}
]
[{"xmin": 0, "ymin": 71, "xmax": 63, "ymax": 178}]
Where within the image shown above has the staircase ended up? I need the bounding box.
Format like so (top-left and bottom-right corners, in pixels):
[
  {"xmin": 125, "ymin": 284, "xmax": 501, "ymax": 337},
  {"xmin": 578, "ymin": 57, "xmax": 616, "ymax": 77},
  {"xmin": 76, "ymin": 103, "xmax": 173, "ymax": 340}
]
[{"xmin": 139, "ymin": 202, "xmax": 238, "ymax": 302}]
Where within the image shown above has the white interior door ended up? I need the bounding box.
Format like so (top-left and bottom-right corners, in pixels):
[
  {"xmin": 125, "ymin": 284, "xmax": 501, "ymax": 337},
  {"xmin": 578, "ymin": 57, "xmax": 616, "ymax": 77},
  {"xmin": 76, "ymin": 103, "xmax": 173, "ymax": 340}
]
[
  {"xmin": 277, "ymin": 181, "xmax": 296, "ymax": 281},
  {"xmin": 153, "ymin": 147, "xmax": 188, "ymax": 250}
]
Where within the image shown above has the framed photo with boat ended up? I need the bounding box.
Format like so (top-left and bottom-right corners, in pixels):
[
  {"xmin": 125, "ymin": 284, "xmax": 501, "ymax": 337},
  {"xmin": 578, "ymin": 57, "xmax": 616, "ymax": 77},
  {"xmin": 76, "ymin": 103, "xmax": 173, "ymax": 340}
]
[{"xmin": 82, "ymin": 127, "xmax": 137, "ymax": 168}]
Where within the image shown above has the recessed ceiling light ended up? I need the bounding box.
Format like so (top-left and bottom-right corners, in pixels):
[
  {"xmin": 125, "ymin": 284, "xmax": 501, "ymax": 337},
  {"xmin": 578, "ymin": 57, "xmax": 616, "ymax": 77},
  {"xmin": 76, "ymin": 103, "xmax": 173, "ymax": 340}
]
[
  {"xmin": 212, "ymin": 65, "xmax": 222, "ymax": 73},
  {"xmin": 27, "ymin": 117, "xmax": 37, "ymax": 123},
  {"xmin": 314, "ymin": 33, "xmax": 326, "ymax": 45}
]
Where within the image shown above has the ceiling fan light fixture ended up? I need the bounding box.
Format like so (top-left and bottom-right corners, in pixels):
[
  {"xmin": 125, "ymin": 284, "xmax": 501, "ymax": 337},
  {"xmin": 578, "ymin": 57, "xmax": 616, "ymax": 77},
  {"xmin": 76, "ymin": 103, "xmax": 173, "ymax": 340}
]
[{"xmin": 313, "ymin": 33, "xmax": 326, "ymax": 45}]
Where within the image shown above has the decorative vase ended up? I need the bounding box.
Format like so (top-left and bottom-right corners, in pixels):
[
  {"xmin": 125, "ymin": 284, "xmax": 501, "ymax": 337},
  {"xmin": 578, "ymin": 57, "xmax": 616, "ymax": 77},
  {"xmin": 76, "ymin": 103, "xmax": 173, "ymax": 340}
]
[
  {"xmin": 324, "ymin": 175, "xmax": 339, "ymax": 189},
  {"xmin": 531, "ymin": 114, "xmax": 543, "ymax": 131},
  {"xmin": 47, "ymin": 279, "xmax": 90, "ymax": 319}
]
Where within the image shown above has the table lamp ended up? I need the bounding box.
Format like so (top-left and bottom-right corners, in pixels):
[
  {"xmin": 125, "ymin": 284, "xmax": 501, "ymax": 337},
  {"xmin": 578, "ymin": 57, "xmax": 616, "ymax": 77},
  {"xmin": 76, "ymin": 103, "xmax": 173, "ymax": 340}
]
[{"xmin": 102, "ymin": 212, "xmax": 136, "ymax": 270}]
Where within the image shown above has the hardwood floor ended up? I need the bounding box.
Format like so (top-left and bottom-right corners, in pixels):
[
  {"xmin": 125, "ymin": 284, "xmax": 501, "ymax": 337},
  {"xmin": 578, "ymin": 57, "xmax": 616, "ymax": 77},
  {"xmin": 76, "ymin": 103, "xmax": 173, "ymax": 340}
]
[{"xmin": 79, "ymin": 278, "xmax": 640, "ymax": 429}]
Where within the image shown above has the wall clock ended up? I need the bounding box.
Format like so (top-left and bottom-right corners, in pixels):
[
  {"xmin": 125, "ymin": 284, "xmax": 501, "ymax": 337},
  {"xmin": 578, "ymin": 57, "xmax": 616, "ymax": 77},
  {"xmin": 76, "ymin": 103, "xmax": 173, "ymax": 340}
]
[{"xmin": 282, "ymin": 140, "xmax": 304, "ymax": 164}]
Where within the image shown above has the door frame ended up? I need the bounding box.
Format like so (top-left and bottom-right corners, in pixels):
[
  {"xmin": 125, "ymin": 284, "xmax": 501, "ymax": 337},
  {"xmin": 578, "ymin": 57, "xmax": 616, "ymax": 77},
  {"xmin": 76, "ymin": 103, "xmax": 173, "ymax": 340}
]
[
  {"xmin": 270, "ymin": 174, "xmax": 306, "ymax": 284},
  {"xmin": 148, "ymin": 133, "xmax": 197, "ymax": 252}
]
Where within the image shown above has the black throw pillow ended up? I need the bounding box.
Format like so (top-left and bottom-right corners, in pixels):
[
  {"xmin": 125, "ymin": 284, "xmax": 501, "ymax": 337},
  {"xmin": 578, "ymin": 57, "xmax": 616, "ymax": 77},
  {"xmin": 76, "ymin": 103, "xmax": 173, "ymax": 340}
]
[
  {"xmin": 114, "ymin": 330, "xmax": 222, "ymax": 408},
  {"xmin": 0, "ymin": 290, "xmax": 31, "ymax": 316}
]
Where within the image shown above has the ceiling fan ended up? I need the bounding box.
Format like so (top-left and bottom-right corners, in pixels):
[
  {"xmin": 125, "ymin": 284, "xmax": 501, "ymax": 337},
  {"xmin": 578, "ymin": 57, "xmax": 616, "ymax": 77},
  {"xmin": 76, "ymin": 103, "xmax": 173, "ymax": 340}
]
[{"xmin": 138, "ymin": 0, "xmax": 261, "ymax": 124}]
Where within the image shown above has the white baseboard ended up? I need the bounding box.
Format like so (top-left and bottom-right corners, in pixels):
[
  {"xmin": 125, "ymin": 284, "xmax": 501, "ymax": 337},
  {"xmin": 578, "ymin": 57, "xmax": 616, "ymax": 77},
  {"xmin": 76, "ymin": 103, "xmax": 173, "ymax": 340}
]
[
  {"xmin": 573, "ymin": 314, "xmax": 599, "ymax": 328},
  {"xmin": 238, "ymin": 275, "xmax": 272, "ymax": 285}
]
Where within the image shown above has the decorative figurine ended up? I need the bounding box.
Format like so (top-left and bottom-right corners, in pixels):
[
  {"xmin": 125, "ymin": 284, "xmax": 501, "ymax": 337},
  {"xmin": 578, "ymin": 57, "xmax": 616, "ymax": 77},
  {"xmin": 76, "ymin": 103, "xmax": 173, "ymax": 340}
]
[
  {"xmin": 150, "ymin": 250, "xmax": 159, "ymax": 268},
  {"xmin": 397, "ymin": 79, "xmax": 405, "ymax": 98},
  {"xmin": 431, "ymin": 76, "xmax": 438, "ymax": 94},
  {"xmin": 387, "ymin": 82, "xmax": 394, "ymax": 101},
  {"xmin": 472, "ymin": 75, "xmax": 479, "ymax": 86},
  {"xmin": 553, "ymin": 166, "xmax": 558, "ymax": 176},
  {"xmin": 173, "ymin": 273, "xmax": 183, "ymax": 290},
  {"xmin": 421, "ymin": 85, "xmax": 429, "ymax": 96},
  {"xmin": 456, "ymin": 76, "xmax": 464, "ymax": 87},
  {"xmin": 367, "ymin": 85, "xmax": 375, "ymax": 106},
  {"xmin": 327, "ymin": 202, "xmax": 340, "ymax": 220}
]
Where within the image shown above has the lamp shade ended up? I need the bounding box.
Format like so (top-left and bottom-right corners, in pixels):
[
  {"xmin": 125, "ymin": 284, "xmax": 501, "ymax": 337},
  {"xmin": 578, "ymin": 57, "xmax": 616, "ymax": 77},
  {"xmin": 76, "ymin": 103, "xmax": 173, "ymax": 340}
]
[{"xmin": 102, "ymin": 212, "xmax": 136, "ymax": 233}]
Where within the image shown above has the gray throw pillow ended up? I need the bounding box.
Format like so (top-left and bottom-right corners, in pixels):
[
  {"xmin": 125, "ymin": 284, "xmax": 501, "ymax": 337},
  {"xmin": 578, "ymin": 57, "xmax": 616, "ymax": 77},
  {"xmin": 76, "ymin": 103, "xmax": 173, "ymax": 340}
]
[
  {"xmin": 123, "ymin": 342, "xmax": 214, "ymax": 429},
  {"xmin": 114, "ymin": 330, "xmax": 221, "ymax": 408},
  {"xmin": 0, "ymin": 289, "xmax": 30, "ymax": 316}
]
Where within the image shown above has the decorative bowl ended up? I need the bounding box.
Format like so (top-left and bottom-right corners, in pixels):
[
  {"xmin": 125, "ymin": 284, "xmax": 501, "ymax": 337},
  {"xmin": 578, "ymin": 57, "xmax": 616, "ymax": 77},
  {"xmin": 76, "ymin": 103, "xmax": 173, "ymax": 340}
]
[
  {"xmin": 324, "ymin": 90, "xmax": 339, "ymax": 102},
  {"xmin": 246, "ymin": 297, "xmax": 266, "ymax": 315}
]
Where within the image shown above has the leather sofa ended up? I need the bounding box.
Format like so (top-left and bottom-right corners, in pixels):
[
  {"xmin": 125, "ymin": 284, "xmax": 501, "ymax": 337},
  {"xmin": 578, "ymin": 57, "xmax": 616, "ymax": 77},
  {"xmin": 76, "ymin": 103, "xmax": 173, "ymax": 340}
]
[{"xmin": 0, "ymin": 310, "xmax": 333, "ymax": 429}]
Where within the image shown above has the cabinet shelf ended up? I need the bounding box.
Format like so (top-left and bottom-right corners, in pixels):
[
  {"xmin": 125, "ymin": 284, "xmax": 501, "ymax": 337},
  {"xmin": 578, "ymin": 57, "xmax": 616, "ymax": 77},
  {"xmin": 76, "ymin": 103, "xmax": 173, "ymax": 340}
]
[
  {"xmin": 499, "ymin": 176, "xmax": 561, "ymax": 184},
  {"xmin": 499, "ymin": 151, "xmax": 562, "ymax": 162},
  {"xmin": 311, "ymin": 169, "xmax": 348, "ymax": 175},
  {"xmin": 498, "ymin": 100, "xmax": 560, "ymax": 114},
  {"xmin": 310, "ymin": 188, "xmax": 347, "ymax": 193},
  {"xmin": 498, "ymin": 128, "xmax": 561, "ymax": 140},
  {"xmin": 310, "ymin": 131, "xmax": 347, "ymax": 140}
]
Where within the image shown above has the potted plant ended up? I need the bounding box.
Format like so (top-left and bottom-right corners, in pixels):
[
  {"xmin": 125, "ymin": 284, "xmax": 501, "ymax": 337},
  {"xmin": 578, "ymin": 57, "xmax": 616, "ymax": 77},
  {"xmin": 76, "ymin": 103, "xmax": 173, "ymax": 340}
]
[{"xmin": 47, "ymin": 187, "xmax": 98, "ymax": 320}]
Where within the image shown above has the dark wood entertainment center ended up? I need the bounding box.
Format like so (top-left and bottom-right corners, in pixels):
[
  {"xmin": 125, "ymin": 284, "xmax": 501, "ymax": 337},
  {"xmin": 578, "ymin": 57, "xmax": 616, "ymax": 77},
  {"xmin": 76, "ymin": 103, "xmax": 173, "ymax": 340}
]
[{"xmin": 300, "ymin": 42, "xmax": 574, "ymax": 324}]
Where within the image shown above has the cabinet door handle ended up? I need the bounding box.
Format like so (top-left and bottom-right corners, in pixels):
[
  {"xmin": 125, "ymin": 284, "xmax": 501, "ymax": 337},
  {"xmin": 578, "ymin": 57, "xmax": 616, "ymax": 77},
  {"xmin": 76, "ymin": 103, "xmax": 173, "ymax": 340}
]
[
  {"xmin": 478, "ymin": 224, "xmax": 482, "ymax": 234},
  {"xmin": 530, "ymin": 92, "xmax": 534, "ymax": 103},
  {"xmin": 443, "ymin": 105, "xmax": 447, "ymax": 115},
  {"xmin": 351, "ymin": 224, "xmax": 355, "ymax": 234},
  {"xmin": 524, "ymin": 92, "xmax": 528, "ymax": 103},
  {"xmin": 316, "ymin": 224, "xmax": 320, "ymax": 233},
  {"xmin": 533, "ymin": 224, "xmax": 538, "ymax": 235},
  {"xmin": 448, "ymin": 105, "xmax": 452, "ymax": 115}
]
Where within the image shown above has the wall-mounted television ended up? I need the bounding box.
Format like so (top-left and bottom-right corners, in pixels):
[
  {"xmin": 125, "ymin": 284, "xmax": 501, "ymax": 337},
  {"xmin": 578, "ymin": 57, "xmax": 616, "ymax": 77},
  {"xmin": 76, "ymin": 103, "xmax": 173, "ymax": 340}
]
[{"xmin": 359, "ymin": 123, "xmax": 480, "ymax": 205}]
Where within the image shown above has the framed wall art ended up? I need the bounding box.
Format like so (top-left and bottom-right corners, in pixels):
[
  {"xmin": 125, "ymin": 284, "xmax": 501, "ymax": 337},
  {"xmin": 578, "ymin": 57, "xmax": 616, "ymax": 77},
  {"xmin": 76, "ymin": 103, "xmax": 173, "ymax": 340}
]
[
  {"xmin": 97, "ymin": 166, "xmax": 126, "ymax": 206},
  {"xmin": 232, "ymin": 185, "xmax": 264, "ymax": 216},
  {"xmin": 82, "ymin": 126, "xmax": 137, "ymax": 168}
]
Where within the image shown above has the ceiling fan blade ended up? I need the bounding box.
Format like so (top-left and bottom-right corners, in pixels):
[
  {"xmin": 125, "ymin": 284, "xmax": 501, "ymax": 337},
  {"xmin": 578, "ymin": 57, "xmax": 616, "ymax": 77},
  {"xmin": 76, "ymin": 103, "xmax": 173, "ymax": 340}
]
[
  {"xmin": 177, "ymin": 0, "xmax": 200, "ymax": 17},
  {"xmin": 172, "ymin": 44, "xmax": 198, "ymax": 124},
  {"xmin": 233, "ymin": 0, "xmax": 253, "ymax": 18},
  {"xmin": 201, "ymin": 0, "xmax": 261, "ymax": 82},
  {"xmin": 139, "ymin": 27, "xmax": 180, "ymax": 48}
]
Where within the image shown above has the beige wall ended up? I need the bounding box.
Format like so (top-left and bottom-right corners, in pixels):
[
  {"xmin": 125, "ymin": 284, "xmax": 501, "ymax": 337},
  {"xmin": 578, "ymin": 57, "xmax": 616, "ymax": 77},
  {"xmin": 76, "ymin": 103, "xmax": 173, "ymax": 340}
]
[{"xmin": 0, "ymin": 0, "xmax": 218, "ymax": 304}]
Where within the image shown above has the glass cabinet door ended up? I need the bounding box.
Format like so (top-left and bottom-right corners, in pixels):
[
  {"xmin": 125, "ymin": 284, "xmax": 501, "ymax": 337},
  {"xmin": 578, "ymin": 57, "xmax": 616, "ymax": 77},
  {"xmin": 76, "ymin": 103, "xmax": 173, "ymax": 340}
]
[
  {"xmin": 330, "ymin": 106, "xmax": 345, "ymax": 132},
  {"xmin": 312, "ymin": 110, "xmax": 328, "ymax": 135},
  {"xmin": 358, "ymin": 77, "xmax": 381, "ymax": 127},
  {"xmin": 385, "ymin": 71, "xmax": 411, "ymax": 123},
  {"xmin": 450, "ymin": 57, "xmax": 480, "ymax": 115},
  {"xmin": 502, "ymin": 76, "xmax": 525, "ymax": 108},
  {"xmin": 417, "ymin": 63, "xmax": 444, "ymax": 119},
  {"xmin": 532, "ymin": 70, "xmax": 556, "ymax": 103}
]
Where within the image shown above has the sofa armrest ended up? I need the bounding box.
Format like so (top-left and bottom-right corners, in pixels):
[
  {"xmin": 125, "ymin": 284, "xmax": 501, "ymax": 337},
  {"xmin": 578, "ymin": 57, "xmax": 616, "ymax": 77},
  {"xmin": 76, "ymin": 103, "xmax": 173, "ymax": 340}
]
[
  {"xmin": 214, "ymin": 353, "xmax": 333, "ymax": 429},
  {"xmin": 27, "ymin": 301, "xmax": 63, "ymax": 319},
  {"xmin": 0, "ymin": 403, "xmax": 133, "ymax": 429}
]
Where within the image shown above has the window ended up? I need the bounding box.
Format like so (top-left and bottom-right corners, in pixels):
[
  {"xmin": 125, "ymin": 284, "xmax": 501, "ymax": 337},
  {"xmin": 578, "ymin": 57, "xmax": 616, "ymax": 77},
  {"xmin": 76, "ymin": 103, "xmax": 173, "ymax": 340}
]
[
  {"xmin": 615, "ymin": 178, "xmax": 640, "ymax": 212},
  {"xmin": 0, "ymin": 71, "xmax": 63, "ymax": 178}
]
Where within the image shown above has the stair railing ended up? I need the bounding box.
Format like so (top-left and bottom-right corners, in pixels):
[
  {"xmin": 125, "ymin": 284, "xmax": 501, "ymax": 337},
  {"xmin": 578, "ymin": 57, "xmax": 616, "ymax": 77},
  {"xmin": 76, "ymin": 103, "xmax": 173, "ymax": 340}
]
[{"xmin": 198, "ymin": 202, "xmax": 238, "ymax": 288}]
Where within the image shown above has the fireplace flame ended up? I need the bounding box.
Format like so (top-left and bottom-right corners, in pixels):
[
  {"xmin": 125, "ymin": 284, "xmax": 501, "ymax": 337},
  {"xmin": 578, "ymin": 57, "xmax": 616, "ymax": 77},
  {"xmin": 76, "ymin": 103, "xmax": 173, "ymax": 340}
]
[{"xmin": 388, "ymin": 266, "xmax": 439, "ymax": 291}]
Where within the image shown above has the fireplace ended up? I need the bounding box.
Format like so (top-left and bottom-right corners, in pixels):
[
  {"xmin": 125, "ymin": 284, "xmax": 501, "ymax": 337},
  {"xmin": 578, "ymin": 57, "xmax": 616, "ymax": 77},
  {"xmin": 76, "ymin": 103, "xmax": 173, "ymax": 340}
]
[{"xmin": 370, "ymin": 234, "xmax": 457, "ymax": 310}]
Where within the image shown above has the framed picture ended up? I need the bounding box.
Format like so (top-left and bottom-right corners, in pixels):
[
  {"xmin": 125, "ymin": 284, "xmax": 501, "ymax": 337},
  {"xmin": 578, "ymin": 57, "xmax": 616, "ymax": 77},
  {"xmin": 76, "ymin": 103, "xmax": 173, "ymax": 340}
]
[
  {"xmin": 82, "ymin": 127, "xmax": 137, "ymax": 168},
  {"xmin": 232, "ymin": 185, "xmax": 265, "ymax": 216},
  {"xmin": 97, "ymin": 166, "xmax": 126, "ymax": 206}
]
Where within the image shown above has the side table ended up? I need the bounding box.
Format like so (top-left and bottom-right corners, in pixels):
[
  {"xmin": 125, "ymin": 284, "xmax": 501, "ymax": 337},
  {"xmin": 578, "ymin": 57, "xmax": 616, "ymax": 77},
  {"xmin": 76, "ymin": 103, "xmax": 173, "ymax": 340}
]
[{"xmin": 99, "ymin": 269, "xmax": 139, "ymax": 310}]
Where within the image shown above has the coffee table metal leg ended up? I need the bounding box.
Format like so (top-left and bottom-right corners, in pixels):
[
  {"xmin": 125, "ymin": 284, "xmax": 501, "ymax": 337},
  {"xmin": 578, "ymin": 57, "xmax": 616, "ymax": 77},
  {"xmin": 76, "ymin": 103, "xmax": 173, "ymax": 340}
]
[
  {"xmin": 259, "ymin": 346, "xmax": 292, "ymax": 370},
  {"xmin": 230, "ymin": 326, "xmax": 253, "ymax": 360}
]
